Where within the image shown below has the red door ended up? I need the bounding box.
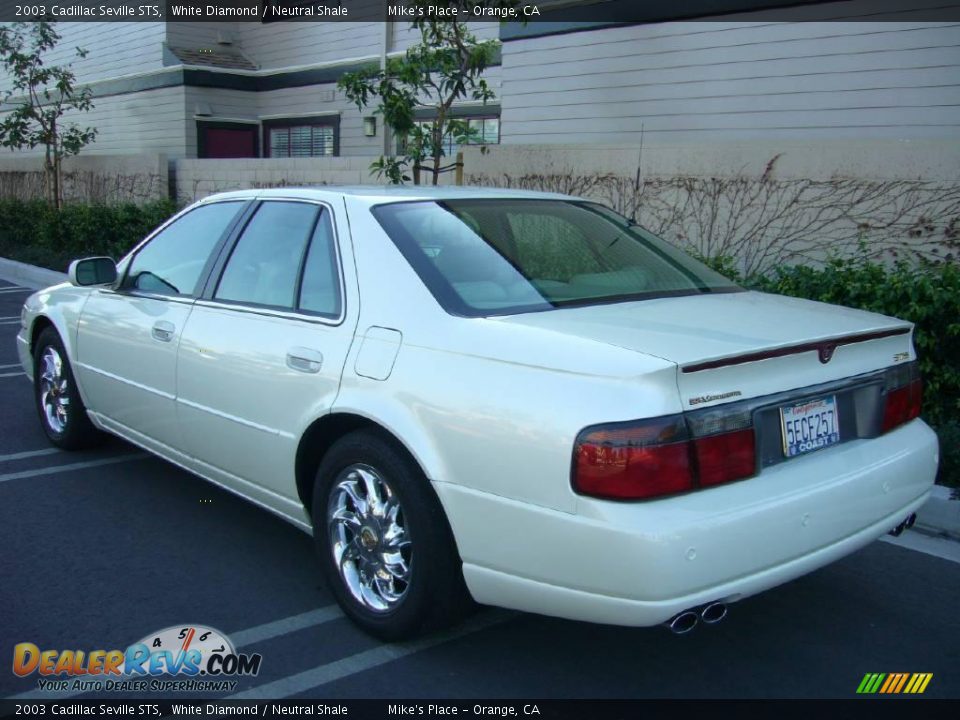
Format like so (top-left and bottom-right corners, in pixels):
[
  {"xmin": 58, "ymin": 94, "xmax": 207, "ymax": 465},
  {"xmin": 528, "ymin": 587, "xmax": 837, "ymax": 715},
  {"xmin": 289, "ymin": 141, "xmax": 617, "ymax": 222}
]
[{"xmin": 198, "ymin": 123, "xmax": 258, "ymax": 158}]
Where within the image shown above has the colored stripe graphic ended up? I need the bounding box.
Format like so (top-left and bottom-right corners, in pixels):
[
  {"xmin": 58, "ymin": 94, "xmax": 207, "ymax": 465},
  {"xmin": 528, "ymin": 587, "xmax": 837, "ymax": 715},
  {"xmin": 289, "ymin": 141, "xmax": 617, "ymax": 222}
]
[
  {"xmin": 857, "ymin": 672, "xmax": 932, "ymax": 694},
  {"xmin": 906, "ymin": 673, "xmax": 934, "ymax": 693}
]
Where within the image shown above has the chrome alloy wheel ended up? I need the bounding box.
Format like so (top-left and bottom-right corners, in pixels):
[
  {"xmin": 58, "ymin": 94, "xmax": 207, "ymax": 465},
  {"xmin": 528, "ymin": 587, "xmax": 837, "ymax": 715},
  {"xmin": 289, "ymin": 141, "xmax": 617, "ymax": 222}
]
[
  {"xmin": 39, "ymin": 346, "xmax": 70, "ymax": 434},
  {"xmin": 327, "ymin": 464, "xmax": 412, "ymax": 612}
]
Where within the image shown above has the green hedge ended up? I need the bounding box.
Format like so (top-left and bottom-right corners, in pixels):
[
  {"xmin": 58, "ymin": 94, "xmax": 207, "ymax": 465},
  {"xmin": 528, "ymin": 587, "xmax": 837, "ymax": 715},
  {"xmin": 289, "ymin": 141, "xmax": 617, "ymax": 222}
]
[
  {"xmin": 0, "ymin": 199, "xmax": 178, "ymax": 272},
  {"xmin": 709, "ymin": 255, "xmax": 959, "ymax": 487}
]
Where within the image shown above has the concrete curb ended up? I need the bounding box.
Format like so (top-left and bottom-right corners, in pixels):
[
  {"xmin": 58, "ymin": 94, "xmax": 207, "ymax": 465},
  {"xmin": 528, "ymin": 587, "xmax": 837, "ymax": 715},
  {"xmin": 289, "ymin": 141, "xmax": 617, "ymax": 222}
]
[
  {"xmin": 0, "ymin": 255, "xmax": 957, "ymax": 540},
  {"xmin": 0, "ymin": 256, "xmax": 67, "ymax": 290},
  {"xmin": 915, "ymin": 484, "xmax": 960, "ymax": 541}
]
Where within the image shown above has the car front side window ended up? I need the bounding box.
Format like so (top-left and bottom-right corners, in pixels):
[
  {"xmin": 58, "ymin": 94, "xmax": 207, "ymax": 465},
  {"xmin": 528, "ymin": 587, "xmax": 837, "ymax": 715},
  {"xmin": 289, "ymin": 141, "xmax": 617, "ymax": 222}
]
[{"xmin": 124, "ymin": 201, "xmax": 244, "ymax": 297}]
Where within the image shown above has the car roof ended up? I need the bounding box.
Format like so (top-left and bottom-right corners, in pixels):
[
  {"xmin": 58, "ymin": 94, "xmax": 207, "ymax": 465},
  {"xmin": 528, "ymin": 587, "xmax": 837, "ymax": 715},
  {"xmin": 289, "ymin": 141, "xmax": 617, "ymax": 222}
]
[{"xmin": 197, "ymin": 185, "xmax": 579, "ymax": 205}]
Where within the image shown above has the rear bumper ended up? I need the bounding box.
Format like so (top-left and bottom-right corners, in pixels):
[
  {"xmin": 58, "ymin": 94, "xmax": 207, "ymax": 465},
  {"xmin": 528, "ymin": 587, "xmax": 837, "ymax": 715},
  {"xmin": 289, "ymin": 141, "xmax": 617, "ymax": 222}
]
[{"xmin": 436, "ymin": 419, "xmax": 938, "ymax": 626}]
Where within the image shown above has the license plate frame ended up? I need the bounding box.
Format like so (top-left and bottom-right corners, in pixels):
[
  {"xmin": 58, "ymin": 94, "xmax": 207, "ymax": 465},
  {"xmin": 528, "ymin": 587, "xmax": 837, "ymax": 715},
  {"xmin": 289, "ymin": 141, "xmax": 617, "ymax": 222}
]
[{"xmin": 780, "ymin": 395, "xmax": 841, "ymax": 458}]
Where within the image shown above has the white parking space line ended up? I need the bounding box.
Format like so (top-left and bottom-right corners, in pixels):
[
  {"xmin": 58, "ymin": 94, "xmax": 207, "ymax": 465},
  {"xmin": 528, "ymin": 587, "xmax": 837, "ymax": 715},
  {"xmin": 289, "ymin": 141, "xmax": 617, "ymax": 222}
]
[
  {"xmin": 0, "ymin": 362, "xmax": 23, "ymax": 370},
  {"xmin": 7, "ymin": 606, "xmax": 349, "ymax": 700},
  {"xmin": 0, "ymin": 453, "xmax": 149, "ymax": 484},
  {"xmin": 0, "ymin": 448, "xmax": 62, "ymax": 463},
  {"xmin": 0, "ymin": 371, "xmax": 25, "ymax": 378},
  {"xmin": 230, "ymin": 606, "xmax": 344, "ymax": 646},
  {"xmin": 228, "ymin": 609, "xmax": 518, "ymax": 700},
  {"xmin": 0, "ymin": 319, "xmax": 22, "ymax": 325},
  {"xmin": 0, "ymin": 287, "xmax": 30, "ymax": 293},
  {"xmin": 0, "ymin": 315, "xmax": 20, "ymax": 320}
]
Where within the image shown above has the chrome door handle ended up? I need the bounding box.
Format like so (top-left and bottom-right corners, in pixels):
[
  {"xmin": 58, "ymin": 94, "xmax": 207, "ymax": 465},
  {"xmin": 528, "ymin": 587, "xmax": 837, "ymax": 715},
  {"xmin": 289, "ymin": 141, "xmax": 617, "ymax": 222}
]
[
  {"xmin": 151, "ymin": 321, "xmax": 175, "ymax": 343},
  {"xmin": 286, "ymin": 347, "xmax": 324, "ymax": 374}
]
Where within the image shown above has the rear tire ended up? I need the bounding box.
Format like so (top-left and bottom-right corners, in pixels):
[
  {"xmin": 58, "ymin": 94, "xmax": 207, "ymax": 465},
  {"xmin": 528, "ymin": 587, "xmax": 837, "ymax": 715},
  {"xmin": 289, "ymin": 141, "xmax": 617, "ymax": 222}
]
[
  {"xmin": 33, "ymin": 326, "xmax": 103, "ymax": 450},
  {"xmin": 312, "ymin": 430, "xmax": 472, "ymax": 640}
]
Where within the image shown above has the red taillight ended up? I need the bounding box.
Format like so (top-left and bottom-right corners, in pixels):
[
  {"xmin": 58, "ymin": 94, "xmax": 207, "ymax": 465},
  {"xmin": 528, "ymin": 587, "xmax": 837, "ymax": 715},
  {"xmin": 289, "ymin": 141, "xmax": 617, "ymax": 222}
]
[
  {"xmin": 882, "ymin": 376, "xmax": 923, "ymax": 433},
  {"xmin": 574, "ymin": 417, "xmax": 693, "ymax": 500},
  {"xmin": 692, "ymin": 428, "xmax": 756, "ymax": 487},
  {"xmin": 574, "ymin": 360, "xmax": 923, "ymax": 501},
  {"xmin": 573, "ymin": 413, "xmax": 756, "ymax": 500}
]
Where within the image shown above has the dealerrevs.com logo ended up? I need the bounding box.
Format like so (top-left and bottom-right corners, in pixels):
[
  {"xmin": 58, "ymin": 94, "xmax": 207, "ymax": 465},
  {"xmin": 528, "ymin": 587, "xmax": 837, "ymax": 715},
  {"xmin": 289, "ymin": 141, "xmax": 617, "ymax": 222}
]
[{"xmin": 12, "ymin": 625, "xmax": 262, "ymax": 693}]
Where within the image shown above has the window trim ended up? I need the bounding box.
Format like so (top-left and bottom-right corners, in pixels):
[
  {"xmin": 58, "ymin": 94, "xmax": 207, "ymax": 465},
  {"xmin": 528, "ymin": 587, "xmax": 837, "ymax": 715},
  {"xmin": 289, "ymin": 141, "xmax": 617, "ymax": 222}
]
[
  {"xmin": 116, "ymin": 199, "xmax": 254, "ymax": 302},
  {"xmin": 196, "ymin": 120, "xmax": 261, "ymax": 159},
  {"xmin": 412, "ymin": 104, "xmax": 501, "ymax": 121},
  {"xmin": 263, "ymin": 115, "xmax": 340, "ymax": 158},
  {"xmin": 198, "ymin": 198, "xmax": 348, "ymax": 327}
]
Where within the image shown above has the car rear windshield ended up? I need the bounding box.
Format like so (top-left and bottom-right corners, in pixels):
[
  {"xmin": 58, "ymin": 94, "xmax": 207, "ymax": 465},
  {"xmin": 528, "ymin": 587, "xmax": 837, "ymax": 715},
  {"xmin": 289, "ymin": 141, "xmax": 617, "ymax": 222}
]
[{"xmin": 372, "ymin": 199, "xmax": 742, "ymax": 317}]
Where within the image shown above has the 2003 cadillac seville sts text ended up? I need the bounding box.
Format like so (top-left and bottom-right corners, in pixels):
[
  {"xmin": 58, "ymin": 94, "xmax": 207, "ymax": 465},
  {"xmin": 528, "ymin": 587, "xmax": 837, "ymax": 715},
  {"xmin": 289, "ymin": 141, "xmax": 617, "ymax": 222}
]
[{"xmin": 16, "ymin": 187, "xmax": 938, "ymax": 639}]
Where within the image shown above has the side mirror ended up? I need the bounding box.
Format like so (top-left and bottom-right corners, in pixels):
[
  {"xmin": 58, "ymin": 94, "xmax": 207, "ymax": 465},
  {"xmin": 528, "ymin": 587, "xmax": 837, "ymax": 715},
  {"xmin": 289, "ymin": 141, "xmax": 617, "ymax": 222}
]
[{"xmin": 68, "ymin": 257, "xmax": 118, "ymax": 287}]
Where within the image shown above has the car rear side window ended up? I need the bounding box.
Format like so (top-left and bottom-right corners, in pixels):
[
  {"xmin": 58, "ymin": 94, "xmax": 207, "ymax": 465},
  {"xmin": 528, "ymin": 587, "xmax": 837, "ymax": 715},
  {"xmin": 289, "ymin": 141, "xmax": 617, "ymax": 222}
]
[
  {"xmin": 298, "ymin": 210, "xmax": 341, "ymax": 318},
  {"xmin": 215, "ymin": 201, "xmax": 323, "ymax": 311},
  {"xmin": 125, "ymin": 201, "xmax": 243, "ymax": 296}
]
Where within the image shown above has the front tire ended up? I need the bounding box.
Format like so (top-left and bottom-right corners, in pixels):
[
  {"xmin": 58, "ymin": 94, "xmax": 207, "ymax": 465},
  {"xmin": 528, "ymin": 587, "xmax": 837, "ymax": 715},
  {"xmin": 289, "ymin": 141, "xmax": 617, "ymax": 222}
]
[
  {"xmin": 33, "ymin": 326, "xmax": 103, "ymax": 450},
  {"xmin": 312, "ymin": 430, "xmax": 471, "ymax": 640}
]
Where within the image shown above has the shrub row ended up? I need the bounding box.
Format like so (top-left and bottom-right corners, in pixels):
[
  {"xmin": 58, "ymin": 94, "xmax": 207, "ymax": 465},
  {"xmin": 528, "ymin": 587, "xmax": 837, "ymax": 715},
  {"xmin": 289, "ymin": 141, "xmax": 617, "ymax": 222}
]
[{"xmin": 0, "ymin": 199, "xmax": 178, "ymax": 272}]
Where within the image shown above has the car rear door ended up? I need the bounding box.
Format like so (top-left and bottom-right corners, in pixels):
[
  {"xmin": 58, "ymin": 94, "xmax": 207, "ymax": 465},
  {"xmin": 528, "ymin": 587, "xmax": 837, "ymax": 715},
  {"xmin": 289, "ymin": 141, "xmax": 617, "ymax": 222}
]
[
  {"xmin": 175, "ymin": 198, "xmax": 358, "ymax": 506},
  {"xmin": 75, "ymin": 200, "xmax": 249, "ymax": 450}
]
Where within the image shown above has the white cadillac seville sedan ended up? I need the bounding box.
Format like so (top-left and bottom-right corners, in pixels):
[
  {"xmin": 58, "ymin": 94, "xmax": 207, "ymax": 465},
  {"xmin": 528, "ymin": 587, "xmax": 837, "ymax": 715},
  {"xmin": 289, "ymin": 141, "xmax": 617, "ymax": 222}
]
[{"xmin": 17, "ymin": 187, "xmax": 938, "ymax": 639}]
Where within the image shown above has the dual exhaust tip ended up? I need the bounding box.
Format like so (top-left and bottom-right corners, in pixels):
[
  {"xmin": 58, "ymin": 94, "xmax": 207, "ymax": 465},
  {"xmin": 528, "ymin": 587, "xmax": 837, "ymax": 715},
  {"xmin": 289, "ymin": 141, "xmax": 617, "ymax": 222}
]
[
  {"xmin": 666, "ymin": 511, "xmax": 919, "ymax": 633},
  {"xmin": 888, "ymin": 512, "xmax": 918, "ymax": 537},
  {"xmin": 665, "ymin": 601, "xmax": 727, "ymax": 634}
]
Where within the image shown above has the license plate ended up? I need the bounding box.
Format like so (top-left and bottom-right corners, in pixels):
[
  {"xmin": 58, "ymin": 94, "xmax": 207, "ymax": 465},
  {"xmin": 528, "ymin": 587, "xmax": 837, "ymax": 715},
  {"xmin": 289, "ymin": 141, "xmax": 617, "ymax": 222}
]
[{"xmin": 780, "ymin": 396, "xmax": 840, "ymax": 458}]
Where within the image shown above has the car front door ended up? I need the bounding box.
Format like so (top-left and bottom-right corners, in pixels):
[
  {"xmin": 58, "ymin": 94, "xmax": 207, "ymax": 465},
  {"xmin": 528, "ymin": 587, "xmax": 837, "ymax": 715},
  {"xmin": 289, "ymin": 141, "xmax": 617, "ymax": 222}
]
[
  {"xmin": 174, "ymin": 199, "xmax": 357, "ymax": 513},
  {"xmin": 75, "ymin": 200, "xmax": 249, "ymax": 450}
]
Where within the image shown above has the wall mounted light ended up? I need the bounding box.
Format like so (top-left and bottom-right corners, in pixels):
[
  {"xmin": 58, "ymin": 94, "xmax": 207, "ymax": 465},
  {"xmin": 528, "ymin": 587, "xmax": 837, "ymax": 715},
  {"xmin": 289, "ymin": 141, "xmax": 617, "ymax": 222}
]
[{"xmin": 363, "ymin": 116, "xmax": 377, "ymax": 137}]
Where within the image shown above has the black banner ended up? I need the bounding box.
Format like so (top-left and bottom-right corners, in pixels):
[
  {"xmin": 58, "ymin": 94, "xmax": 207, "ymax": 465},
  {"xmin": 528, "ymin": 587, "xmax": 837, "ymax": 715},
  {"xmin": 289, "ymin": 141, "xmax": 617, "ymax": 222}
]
[{"xmin": 2, "ymin": 700, "xmax": 960, "ymax": 720}]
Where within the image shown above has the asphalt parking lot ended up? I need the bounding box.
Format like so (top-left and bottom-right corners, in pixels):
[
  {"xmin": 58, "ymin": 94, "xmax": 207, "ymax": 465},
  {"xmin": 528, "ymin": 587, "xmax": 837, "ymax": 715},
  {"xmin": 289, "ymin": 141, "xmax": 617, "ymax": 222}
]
[{"xmin": 1, "ymin": 275, "xmax": 959, "ymax": 701}]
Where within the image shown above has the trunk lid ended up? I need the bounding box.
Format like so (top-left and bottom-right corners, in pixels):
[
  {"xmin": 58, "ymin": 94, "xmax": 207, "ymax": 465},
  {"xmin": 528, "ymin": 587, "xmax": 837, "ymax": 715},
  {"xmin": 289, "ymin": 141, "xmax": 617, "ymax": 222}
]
[{"xmin": 497, "ymin": 291, "xmax": 914, "ymax": 407}]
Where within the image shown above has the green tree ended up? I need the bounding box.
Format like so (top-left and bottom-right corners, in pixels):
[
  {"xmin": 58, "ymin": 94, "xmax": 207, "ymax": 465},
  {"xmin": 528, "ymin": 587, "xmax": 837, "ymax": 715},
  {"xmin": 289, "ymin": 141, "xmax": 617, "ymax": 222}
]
[
  {"xmin": 338, "ymin": 1, "xmax": 511, "ymax": 185},
  {"xmin": 0, "ymin": 20, "xmax": 98, "ymax": 208}
]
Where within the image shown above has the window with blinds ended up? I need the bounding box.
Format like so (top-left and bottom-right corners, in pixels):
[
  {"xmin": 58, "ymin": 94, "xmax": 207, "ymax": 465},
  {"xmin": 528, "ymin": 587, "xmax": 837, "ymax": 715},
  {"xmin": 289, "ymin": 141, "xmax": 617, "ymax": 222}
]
[{"xmin": 269, "ymin": 124, "xmax": 335, "ymax": 157}]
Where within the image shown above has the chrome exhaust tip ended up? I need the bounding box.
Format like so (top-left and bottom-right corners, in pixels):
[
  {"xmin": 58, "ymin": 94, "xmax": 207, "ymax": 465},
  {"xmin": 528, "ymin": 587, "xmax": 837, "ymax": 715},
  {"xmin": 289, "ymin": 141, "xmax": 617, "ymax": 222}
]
[
  {"xmin": 700, "ymin": 601, "xmax": 728, "ymax": 625},
  {"xmin": 665, "ymin": 610, "xmax": 699, "ymax": 635},
  {"xmin": 889, "ymin": 513, "xmax": 917, "ymax": 537}
]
